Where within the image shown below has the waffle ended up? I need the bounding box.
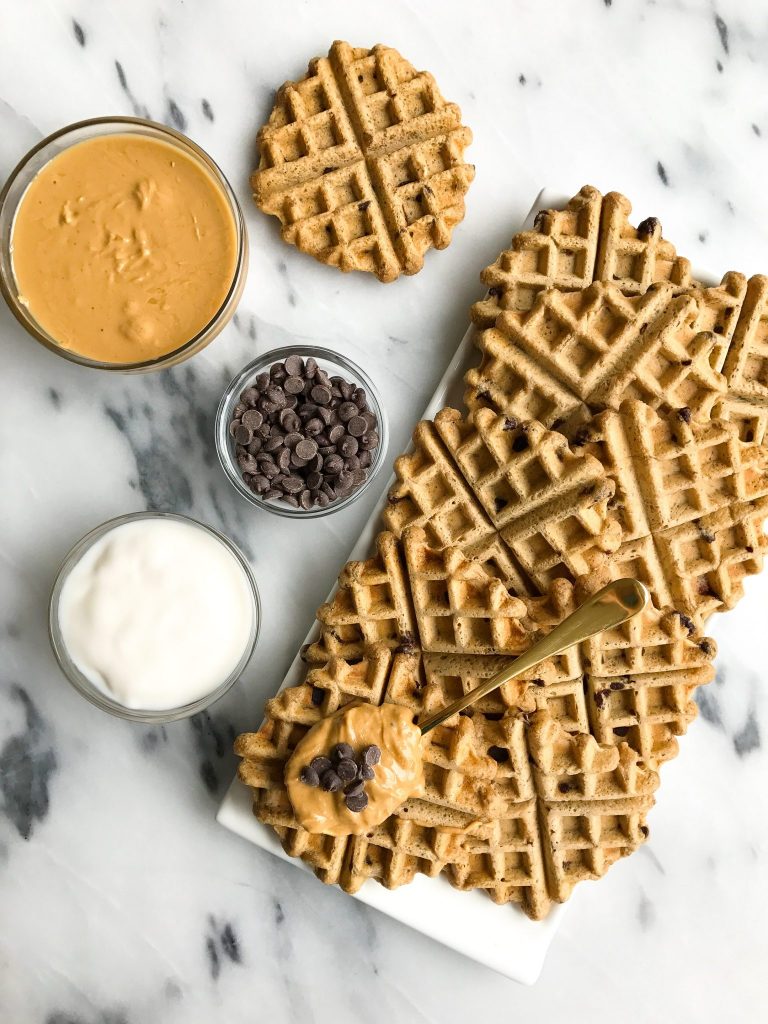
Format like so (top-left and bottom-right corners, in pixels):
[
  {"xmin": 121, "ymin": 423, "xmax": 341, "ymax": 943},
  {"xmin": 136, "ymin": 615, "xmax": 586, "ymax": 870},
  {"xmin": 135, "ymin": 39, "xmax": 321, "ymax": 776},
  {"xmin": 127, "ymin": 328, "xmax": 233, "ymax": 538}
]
[
  {"xmin": 526, "ymin": 711, "xmax": 657, "ymax": 906},
  {"xmin": 383, "ymin": 420, "xmax": 493, "ymax": 549},
  {"xmin": 435, "ymin": 407, "xmax": 621, "ymax": 588},
  {"xmin": 718, "ymin": 274, "xmax": 768, "ymax": 443},
  {"xmin": 402, "ymin": 526, "xmax": 533, "ymax": 655},
  {"xmin": 251, "ymin": 40, "xmax": 474, "ymax": 282},
  {"xmin": 471, "ymin": 186, "xmax": 693, "ymax": 328},
  {"xmin": 303, "ymin": 531, "xmax": 416, "ymax": 664},
  {"xmin": 579, "ymin": 401, "xmax": 768, "ymax": 620},
  {"xmin": 467, "ymin": 281, "xmax": 728, "ymax": 427},
  {"xmin": 472, "ymin": 185, "xmax": 603, "ymax": 328}
]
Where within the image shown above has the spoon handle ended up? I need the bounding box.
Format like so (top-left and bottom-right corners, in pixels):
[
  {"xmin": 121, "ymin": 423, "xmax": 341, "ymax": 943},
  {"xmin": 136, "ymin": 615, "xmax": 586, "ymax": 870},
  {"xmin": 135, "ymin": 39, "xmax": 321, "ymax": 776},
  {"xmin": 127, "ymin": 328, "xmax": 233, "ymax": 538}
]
[{"xmin": 418, "ymin": 578, "xmax": 649, "ymax": 735}]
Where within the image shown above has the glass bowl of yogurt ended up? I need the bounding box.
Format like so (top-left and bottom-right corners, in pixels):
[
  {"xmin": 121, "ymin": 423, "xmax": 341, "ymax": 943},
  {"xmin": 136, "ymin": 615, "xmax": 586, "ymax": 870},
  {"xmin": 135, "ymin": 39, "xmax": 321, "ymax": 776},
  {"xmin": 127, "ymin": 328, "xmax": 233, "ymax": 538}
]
[
  {"xmin": 0, "ymin": 116, "xmax": 247, "ymax": 372},
  {"xmin": 49, "ymin": 512, "xmax": 260, "ymax": 723}
]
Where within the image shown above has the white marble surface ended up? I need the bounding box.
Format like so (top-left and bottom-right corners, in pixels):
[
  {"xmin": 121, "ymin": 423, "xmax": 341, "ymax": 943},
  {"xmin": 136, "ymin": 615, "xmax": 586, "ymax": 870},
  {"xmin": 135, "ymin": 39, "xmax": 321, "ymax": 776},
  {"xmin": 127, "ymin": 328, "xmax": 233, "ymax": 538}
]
[{"xmin": 1, "ymin": 1, "xmax": 767, "ymax": 1021}]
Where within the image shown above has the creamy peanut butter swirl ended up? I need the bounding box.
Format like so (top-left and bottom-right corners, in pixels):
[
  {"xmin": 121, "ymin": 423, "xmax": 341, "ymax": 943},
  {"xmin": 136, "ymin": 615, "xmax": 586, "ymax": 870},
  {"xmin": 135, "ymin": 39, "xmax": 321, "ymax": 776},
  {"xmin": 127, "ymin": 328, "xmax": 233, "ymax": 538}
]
[
  {"xmin": 11, "ymin": 133, "xmax": 238, "ymax": 364},
  {"xmin": 285, "ymin": 703, "xmax": 425, "ymax": 836}
]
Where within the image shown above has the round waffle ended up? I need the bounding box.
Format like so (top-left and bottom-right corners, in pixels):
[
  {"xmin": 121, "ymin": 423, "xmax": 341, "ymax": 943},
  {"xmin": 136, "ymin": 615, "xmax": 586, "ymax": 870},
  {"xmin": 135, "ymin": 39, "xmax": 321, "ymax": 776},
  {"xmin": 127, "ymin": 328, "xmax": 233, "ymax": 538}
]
[{"xmin": 251, "ymin": 40, "xmax": 475, "ymax": 281}]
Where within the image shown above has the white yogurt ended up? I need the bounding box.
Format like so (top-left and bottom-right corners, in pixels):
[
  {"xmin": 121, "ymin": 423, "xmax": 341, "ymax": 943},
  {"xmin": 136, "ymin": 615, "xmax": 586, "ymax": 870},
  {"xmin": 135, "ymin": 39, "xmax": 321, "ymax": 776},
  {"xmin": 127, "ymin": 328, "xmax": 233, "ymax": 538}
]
[{"xmin": 57, "ymin": 517, "xmax": 255, "ymax": 710}]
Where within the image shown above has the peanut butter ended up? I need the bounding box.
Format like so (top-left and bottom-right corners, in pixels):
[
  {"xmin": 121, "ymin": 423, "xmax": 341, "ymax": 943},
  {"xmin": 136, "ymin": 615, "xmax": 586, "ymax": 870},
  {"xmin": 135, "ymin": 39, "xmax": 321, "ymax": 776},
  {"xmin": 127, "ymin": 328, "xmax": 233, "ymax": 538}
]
[
  {"xmin": 285, "ymin": 703, "xmax": 425, "ymax": 836},
  {"xmin": 11, "ymin": 133, "xmax": 238, "ymax": 364}
]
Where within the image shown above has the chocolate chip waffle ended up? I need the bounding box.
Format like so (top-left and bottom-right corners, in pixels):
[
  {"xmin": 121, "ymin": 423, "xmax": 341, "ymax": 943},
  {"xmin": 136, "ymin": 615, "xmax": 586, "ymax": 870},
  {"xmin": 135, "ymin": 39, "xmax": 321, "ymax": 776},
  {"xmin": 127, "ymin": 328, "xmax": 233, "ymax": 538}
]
[
  {"xmin": 251, "ymin": 40, "xmax": 474, "ymax": 281},
  {"xmin": 302, "ymin": 531, "xmax": 416, "ymax": 664},
  {"xmin": 467, "ymin": 281, "xmax": 728, "ymax": 428},
  {"xmin": 719, "ymin": 274, "xmax": 768, "ymax": 442},
  {"xmin": 471, "ymin": 187, "xmax": 693, "ymax": 328},
  {"xmin": 579, "ymin": 400, "xmax": 768, "ymax": 620},
  {"xmin": 434, "ymin": 407, "xmax": 621, "ymax": 588}
]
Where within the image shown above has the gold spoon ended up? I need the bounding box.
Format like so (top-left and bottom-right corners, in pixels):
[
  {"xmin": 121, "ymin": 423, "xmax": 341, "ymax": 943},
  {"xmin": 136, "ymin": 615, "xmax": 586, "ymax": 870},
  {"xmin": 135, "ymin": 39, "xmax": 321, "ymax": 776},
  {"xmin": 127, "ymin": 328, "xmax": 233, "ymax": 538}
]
[{"xmin": 418, "ymin": 578, "xmax": 649, "ymax": 735}]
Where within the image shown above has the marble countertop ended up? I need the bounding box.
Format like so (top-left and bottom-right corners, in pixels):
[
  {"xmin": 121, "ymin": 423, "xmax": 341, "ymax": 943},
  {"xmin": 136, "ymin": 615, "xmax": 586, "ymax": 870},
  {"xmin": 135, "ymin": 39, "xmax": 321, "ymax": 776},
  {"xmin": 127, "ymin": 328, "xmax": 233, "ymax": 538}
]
[{"xmin": 1, "ymin": 2, "xmax": 767, "ymax": 1021}]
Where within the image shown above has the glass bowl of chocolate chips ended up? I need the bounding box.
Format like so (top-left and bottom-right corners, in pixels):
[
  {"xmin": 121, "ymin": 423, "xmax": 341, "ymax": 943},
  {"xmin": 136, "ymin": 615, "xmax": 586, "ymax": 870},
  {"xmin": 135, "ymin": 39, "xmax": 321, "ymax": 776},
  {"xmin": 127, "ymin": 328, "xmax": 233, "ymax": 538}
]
[{"xmin": 216, "ymin": 346, "xmax": 388, "ymax": 518}]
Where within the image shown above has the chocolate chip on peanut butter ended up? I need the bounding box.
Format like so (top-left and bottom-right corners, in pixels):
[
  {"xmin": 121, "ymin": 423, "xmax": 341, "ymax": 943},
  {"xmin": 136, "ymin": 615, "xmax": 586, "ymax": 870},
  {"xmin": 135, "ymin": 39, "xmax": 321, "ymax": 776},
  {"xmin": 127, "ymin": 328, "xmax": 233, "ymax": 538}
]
[
  {"xmin": 298, "ymin": 739, "xmax": 382, "ymax": 812},
  {"xmin": 230, "ymin": 355, "xmax": 379, "ymax": 510}
]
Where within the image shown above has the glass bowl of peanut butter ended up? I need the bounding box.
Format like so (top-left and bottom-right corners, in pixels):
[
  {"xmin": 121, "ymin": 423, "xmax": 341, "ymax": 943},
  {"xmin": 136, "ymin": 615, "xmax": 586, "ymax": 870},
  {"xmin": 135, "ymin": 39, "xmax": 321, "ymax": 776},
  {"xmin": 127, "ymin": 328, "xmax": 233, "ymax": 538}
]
[{"xmin": 0, "ymin": 116, "xmax": 247, "ymax": 372}]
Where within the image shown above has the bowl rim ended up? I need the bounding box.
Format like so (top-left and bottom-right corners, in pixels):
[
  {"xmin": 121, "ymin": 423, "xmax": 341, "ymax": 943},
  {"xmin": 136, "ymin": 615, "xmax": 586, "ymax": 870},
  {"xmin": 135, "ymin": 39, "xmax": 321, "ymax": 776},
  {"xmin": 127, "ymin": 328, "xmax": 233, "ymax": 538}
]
[
  {"xmin": 48, "ymin": 510, "xmax": 261, "ymax": 723},
  {"xmin": 215, "ymin": 344, "xmax": 389, "ymax": 519},
  {"xmin": 0, "ymin": 115, "xmax": 247, "ymax": 373}
]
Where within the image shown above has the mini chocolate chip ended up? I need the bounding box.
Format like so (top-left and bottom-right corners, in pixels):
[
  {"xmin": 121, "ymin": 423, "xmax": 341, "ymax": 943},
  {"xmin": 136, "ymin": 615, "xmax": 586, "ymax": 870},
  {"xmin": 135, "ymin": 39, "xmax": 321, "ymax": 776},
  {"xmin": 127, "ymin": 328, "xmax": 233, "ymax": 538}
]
[
  {"xmin": 610, "ymin": 681, "xmax": 626, "ymax": 690},
  {"xmin": 700, "ymin": 529, "xmax": 716, "ymax": 543},
  {"xmin": 677, "ymin": 407, "xmax": 692, "ymax": 424},
  {"xmin": 360, "ymin": 764, "xmax": 375, "ymax": 780},
  {"xmin": 321, "ymin": 769, "xmax": 343, "ymax": 792},
  {"xmin": 675, "ymin": 611, "xmax": 696, "ymax": 635},
  {"xmin": 310, "ymin": 756, "xmax": 332, "ymax": 774},
  {"xmin": 488, "ymin": 746, "xmax": 510, "ymax": 763},
  {"xmin": 503, "ymin": 417, "xmax": 518, "ymax": 431},
  {"xmin": 310, "ymin": 686, "xmax": 324, "ymax": 707},
  {"xmin": 295, "ymin": 437, "xmax": 318, "ymax": 460},
  {"xmin": 640, "ymin": 824, "xmax": 650, "ymax": 838},
  {"xmin": 362, "ymin": 744, "xmax": 381, "ymax": 766},
  {"xmin": 347, "ymin": 415, "xmax": 367, "ymax": 437},
  {"xmin": 558, "ymin": 782, "xmax": 572, "ymax": 794},
  {"xmin": 494, "ymin": 496, "xmax": 508, "ymax": 512},
  {"xmin": 340, "ymin": 435, "xmax": 359, "ymax": 458},
  {"xmin": 284, "ymin": 354, "xmax": 304, "ymax": 377},
  {"xmin": 331, "ymin": 742, "xmax": 355, "ymax": 763},
  {"xmin": 336, "ymin": 758, "xmax": 358, "ymax": 782},
  {"xmin": 311, "ymin": 384, "xmax": 332, "ymax": 405},
  {"xmin": 512, "ymin": 434, "xmax": 529, "ymax": 452},
  {"xmin": 300, "ymin": 765, "xmax": 320, "ymax": 787},
  {"xmin": 336, "ymin": 470, "xmax": 354, "ymax": 492},
  {"xmin": 345, "ymin": 791, "xmax": 369, "ymax": 812},
  {"xmin": 637, "ymin": 216, "xmax": 660, "ymax": 237},
  {"xmin": 699, "ymin": 639, "xmax": 715, "ymax": 657},
  {"xmin": 242, "ymin": 409, "xmax": 263, "ymax": 430}
]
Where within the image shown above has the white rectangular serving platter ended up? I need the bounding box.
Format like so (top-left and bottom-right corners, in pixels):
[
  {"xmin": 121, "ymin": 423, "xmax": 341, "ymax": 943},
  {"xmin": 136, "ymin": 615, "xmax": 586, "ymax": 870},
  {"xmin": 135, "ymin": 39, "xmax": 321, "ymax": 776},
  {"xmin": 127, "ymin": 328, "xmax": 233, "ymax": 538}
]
[{"xmin": 218, "ymin": 187, "xmax": 724, "ymax": 983}]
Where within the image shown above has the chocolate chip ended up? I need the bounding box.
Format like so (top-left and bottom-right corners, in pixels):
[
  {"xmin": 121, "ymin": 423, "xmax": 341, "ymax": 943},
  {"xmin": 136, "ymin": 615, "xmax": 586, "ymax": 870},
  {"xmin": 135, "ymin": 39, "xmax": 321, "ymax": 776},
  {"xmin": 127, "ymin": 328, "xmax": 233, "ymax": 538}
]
[
  {"xmin": 229, "ymin": 355, "xmax": 378, "ymax": 510},
  {"xmin": 336, "ymin": 758, "xmax": 358, "ymax": 782},
  {"xmin": 310, "ymin": 384, "xmax": 332, "ymax": 405},
  {"xmin": 677, "ymin": 407, "xmax": 692, "ymax": 424},
  {"xmin": 487, "ymin": 745, "xmax": 509, "ymax": 763},
  {"xmin": 512, "ymin": 433, "xmax": 529, "ymax": 452},
  {"xmin": 300, "ymin": 765, "xmax": 320, "ymax": 787},
  {"xmin": 310, "ymin": 686, "xmax": 324, "ymax": 707},
  {"xmin": 503, "ymin": 417, "xmax": 518, "ymax": 431},
  {"xmin": 674, "ymin": 611, "xmax": 696, "ymax": 635},
  {"xmin": 360, "ymin": 764, "xmax": 375, "ymax": 780},
  {"xmin": 310, "ymin": 756, "xmax": 332, "ymax": 775},
  {"xmin": 344, "ymin": 779, "xmax": 365, "ymax": 798},
  {"xmin": 330, "ymin": 742, "xmax": 355, "ymax": 763},
  {"xmin": 321, "ymin": 769, "xmax": 343, "ymax": 792},
  {"xmin": 613, "ymin": 726, "xmax": 631, "ymax": 737},
  {"xmin": 637, "ymin": 216, "xmax": 660, "ymax": 237},
  {"xmin": 242, "ymin": 409, "xmax": 263, "ymax": 430},
  {"xmin": 362, "ymin": 744, "xmax": 381, "ymax": 766},
  {"xmin": 345, "ymin": 791, "xmax": 369, "ymax": 812},
  {"xmin": 295, "ymin": 438, "xmax": 318, "ymax": 460},
  {"xmin": 284, "ymin": 354, "xmax": 304, "ymax": 377},
  {"xmin": 347, "ymin": 415, "xmax": 367, "ymax": 437}
]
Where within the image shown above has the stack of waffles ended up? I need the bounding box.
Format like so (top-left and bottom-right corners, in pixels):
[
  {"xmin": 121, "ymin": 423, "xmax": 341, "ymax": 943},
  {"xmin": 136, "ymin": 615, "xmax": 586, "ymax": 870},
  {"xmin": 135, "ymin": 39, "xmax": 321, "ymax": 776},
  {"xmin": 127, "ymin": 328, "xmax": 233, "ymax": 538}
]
[{"xmin": 236, "ymin": 186, "xmax": 768, "ymax": 919}]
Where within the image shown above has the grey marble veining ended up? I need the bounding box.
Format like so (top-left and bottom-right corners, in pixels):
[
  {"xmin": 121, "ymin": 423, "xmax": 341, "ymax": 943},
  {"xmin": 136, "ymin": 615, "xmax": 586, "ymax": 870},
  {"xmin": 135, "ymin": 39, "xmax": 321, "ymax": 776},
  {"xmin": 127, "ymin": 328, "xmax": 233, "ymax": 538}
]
[{"xmin": 1, "ymin": 1, "xmax": 767, "ymax": 1022}]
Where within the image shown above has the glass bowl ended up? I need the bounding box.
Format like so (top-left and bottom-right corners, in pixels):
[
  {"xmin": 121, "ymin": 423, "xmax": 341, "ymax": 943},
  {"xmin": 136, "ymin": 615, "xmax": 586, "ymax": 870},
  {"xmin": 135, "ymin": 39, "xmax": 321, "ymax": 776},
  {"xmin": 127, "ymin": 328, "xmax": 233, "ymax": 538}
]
[
  {"xmin": 215, "ymin": 345, "xmax": 389, "ymax": 519},
  {"xmin": 48, "ymin": 511, "xmax": 261, "ymax": 723},
  {"xmin": 0, "ymin": 116, "xmax": 247, "ymax": 373}
]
